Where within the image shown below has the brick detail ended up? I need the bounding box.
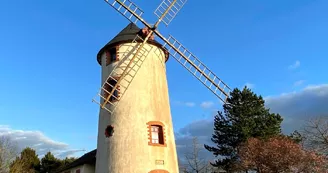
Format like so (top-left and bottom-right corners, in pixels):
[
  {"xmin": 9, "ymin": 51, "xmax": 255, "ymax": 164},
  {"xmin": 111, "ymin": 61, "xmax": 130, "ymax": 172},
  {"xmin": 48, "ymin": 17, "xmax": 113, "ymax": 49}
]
[
  {"xmin": 105, "ymin": 51, "xmax": 110, "ymax": 66},
  {"xmin": 146, "ymin": 121, "xmax": 167, "ymax": 147},
  {"xmin": 115, "ymin": 45, "xmax": 120, "ymax": 61}
]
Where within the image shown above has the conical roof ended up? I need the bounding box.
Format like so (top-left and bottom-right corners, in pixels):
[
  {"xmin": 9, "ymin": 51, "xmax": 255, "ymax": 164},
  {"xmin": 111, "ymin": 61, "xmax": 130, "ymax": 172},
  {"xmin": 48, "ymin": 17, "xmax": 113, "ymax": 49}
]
[{"xmin": 97, "ymin": 23, "xmax": 168, "ymax": 65}]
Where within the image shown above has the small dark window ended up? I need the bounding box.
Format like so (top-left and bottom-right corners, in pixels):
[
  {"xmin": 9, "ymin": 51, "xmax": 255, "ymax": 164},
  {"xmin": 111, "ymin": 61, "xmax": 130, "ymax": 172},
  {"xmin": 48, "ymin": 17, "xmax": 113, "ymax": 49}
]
[
  {"xmin": 103, "ymin": 78, "xmax": 120, "ymax": 103},
  {"xmin": 76, "ymin": 169, "xmax": 80, "ymax": 173},
  {"xmin": 106, "ymin": 47, "xmax": 118, "ymax": 65},
  {"xmin": 105, "ymin": 125, "xmax": 114, "ymax": 137},
  {"xmin": 109, "ymin": 48, "xmax": 116, "ymax": 62}
]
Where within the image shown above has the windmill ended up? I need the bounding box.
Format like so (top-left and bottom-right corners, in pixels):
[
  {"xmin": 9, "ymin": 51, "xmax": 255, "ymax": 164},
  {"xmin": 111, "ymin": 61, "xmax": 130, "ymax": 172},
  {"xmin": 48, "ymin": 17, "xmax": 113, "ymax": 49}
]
[{"xmin": 92, "ymin": 0, "xmax": 231, "ymax": 172}]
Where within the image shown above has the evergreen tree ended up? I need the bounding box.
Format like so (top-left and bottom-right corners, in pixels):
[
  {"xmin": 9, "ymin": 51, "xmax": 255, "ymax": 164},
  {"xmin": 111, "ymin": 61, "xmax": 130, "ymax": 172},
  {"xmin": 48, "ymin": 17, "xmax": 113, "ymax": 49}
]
[
  {"xmin": 40, "ymin": 152, "xmax": 62, "ymax": 173},
  {"xmin": 10, "ymin": 147, "xmax": 40, "ymax": 173},
  {"xmin": 288, "ymin": 130, "xmax": 304, "ymax": 144},
  {"xmin": 204, "ymin": 87, "xmax": 283, "ymax": 172},
  {"xmin": 60, "ymin": 157, "xmax": 76, "ymax": 167}
]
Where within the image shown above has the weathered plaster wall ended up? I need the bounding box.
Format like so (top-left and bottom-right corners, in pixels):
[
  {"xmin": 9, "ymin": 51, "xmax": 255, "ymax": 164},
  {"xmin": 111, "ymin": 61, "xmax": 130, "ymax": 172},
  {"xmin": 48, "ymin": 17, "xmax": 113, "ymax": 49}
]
[
  {"xmin": 83, "ymin": 164, "xmax": 95, "ymax": 173},
  {"xmin": 95, "ymin": 42, "xmax": 178, "ymax": 173}
]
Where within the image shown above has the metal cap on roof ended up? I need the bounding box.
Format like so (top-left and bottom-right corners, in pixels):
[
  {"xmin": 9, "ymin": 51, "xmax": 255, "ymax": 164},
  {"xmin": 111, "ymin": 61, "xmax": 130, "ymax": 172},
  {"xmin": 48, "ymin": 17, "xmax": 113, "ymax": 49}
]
[{"xmin": 96, "ymin": 23, "xmax": 169, "ymax": 65}]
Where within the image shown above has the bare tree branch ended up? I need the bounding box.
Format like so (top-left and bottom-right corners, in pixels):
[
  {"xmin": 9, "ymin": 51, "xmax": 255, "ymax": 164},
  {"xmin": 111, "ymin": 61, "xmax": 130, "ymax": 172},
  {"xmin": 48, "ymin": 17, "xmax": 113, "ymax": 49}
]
[
  {"xmin": 183, "ymin": 137, "xmax": 215, "ymax": 173},
  {"xmin": 302, "ymin": 116, "xmax": 328, "ymax": 154},
  {"xmin": 0, "ymin": 136, "xmax": 19, "ymax": 173}
]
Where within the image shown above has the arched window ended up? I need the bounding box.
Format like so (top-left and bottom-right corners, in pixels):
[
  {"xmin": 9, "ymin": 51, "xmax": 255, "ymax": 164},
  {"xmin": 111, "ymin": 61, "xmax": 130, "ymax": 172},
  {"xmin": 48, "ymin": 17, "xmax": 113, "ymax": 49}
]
[{"xmin": 147, "ymin": 121, "xmax": 167, "ymax": 147}]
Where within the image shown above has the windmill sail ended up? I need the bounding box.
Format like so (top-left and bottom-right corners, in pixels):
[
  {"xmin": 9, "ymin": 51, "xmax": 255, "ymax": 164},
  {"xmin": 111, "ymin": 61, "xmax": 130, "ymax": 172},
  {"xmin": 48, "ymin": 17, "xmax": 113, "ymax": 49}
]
[
  {"xmin": 99, "ymin": 0, "xmax": 231, "ymax": 105},
  {"xmin": 104, "ymin": 0, "xmax": 144, "ymax": 24},
  {"xmin": 160, "ymin": 35, "xmax": 231, "ymax": 103},
  {"xmin": 154, "ymin": 0, "xmax": 187, "ymax": 26}
]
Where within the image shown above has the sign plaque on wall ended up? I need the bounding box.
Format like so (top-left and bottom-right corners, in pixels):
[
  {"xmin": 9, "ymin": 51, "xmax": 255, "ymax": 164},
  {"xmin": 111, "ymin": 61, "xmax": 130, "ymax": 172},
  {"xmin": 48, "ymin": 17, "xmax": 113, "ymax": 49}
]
[{"xmin": 155, "ymin": 160, "xmax": 164, "ymax": 165}]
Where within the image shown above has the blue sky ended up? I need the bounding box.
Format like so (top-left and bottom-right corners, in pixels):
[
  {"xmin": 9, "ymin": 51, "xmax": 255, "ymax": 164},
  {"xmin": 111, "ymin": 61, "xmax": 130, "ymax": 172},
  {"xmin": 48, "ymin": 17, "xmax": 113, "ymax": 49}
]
[{"xmin": 0, "ymin": 0, "xmax": 327, "ymax": 158}]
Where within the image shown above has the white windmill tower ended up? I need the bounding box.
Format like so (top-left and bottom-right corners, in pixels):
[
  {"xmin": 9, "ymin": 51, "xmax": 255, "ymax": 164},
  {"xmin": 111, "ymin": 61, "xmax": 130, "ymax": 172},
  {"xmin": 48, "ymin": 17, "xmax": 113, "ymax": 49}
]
[{"xmin": 92, "ymin": 0, "xmax": 231, "ymax": 172}]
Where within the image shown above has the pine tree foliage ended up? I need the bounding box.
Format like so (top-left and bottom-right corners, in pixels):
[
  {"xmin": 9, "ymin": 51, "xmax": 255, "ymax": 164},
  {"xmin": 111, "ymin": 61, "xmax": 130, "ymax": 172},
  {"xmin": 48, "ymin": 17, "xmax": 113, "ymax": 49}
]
[
  {"xmin": 204, "ymin": 87, "xmax": 283, "ymax": 172},
  {"xmin": 9, "ymin": 147, "xmax": 77, "ymax": 173},
  {"xmin": 40, "ymin": 152, "xmax": 62, "ymax": 173}
]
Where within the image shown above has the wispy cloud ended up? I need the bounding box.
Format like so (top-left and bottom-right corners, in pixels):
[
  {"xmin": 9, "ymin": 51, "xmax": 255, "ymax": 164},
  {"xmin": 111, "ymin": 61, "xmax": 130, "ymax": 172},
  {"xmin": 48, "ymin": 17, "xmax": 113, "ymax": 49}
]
[
  {"xmin": 200, "ymin": 101, "xmax": 214, "ymax": 109},
  {"xmin": 244, "ymin": 82, "xmax": 255, "ymax": 89},
  {"xmin": 174, "ymin": 101, "xmax": 196, "ymax": 107},
  {"xmin": 185, "ymin": 102, "xmax": 196, "ymax": 107},
  {"xmin": 0, "ymin": 126, "xmax": 84, "ymax": 159},
  {"xmin": 288, "ymin": 60, "xmax": 301, "ymax": 70},
  {"xmin": 294, "ymin": 80, "xmax": 305, "ymax": 86}
]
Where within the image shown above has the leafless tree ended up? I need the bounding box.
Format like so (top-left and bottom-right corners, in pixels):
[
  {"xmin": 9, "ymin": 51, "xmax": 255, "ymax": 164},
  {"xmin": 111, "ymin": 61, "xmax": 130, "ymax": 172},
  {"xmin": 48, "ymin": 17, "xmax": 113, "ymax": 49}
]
[
  {"xmin": 184, "ymin": 137, "xmax": 215, "ymax": 173},
  {"xmin": 178, "ymin": 158, "xmax": 189, "ymax": 173},
  {"xmin": 0, "ymin": 136, "xmax": 18, "ymax": 173},
  {"xmin": 302, "ymin": 116, "xmax": 328, "ymax": 154}
]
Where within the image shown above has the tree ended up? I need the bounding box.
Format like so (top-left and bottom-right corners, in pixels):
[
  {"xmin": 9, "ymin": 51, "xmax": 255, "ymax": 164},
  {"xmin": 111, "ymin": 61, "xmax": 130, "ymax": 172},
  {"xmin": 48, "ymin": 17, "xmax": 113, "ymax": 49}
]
[
  {"xmin": 302, "ymin": 116, "xmax": 328, "ymax": 154},
  {"xmin": 61, "ymin": 157, "xmax": 76, "ymax": 165},
  {"xmin": 60, "ymin": 157, "xmax": 76, "ymax": 168},
  {"xmin": 9, "ymin": 147, "xmax": 40, "ymax": 173},
  {"xmin": 0, "ymin": 136, "xmax": 18, "ymax": 173},
  {"xmin": 9, "ymin": 157, "xmax": 25, "ymax": 173},
  {"xmin": 179, "ymin": 162, "xmax": 188, "ymax": 173},
  {"xmin": 184, "ymin": 137, "xmax": 211, "ymax": 173},
  {"xmin": 288, "ymin": 130, "xmax": 304, "ymax": 144},
  {"xmin": 239, "ymin": 136, "xmax": 328, "ymax": 172},
  {"xmin": 204, "ymin": 87, "xmax": 283, "ymax": 172},
  {"xmin": 40, "ymin": 152, "xmax": 77, "ymax": 173},
  {"xmin": 40, "ymin": 152, "xmax": 62, "ymax": 173}
]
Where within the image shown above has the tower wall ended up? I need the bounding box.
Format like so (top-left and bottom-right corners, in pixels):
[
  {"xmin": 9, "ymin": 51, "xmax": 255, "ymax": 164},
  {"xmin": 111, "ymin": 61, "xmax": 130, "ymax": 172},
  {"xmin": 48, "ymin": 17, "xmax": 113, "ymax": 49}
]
[{"xmin": 95, "ymin": 42, "xmax": 179, "ymax": 173}]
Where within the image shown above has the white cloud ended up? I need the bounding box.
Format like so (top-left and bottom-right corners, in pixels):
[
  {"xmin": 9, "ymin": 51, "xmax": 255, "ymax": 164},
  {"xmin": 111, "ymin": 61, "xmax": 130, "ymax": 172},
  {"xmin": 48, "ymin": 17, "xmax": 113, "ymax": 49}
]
[
  {"xmin": 0, "ymin": 126, "xmax": 83, "ymax": 159},
  {"xmin": 185, "ymin": 102, "xmax": 196, "ymax": 107},
  {"xmin": 288, "ymin": 60, "xmax": 301, "ymax": 70},
  {"xmin": 294, "ymin": 80, "xmax": 305, "ymax": 86},
  {"xmin": 265, "ymin": 84, "xmax": 328, "ymax": 133},
  {"xmin": 200, "ymin": 101, "xmax": 214, "ymax": 109},
  {"xmin": 175, "ymin": 84, "xmax": 328, "ymax": 162},
  {"xmin": 56, "ymin": 149, "xmax": 86, "ymax": 158},
  {"xmin": 174, "ymin": 101, "xmax": 196, "ymax": 107},
  {"xmin": 244, "ymin": 82, "xmax": 255, "ymax": 89}
]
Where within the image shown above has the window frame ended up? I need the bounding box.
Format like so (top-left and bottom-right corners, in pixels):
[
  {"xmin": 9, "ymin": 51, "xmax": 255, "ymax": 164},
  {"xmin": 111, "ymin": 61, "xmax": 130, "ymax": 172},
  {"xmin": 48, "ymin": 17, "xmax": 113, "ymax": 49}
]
[
  {"xmin": 147, "ymin": 121, "xmax": 167, "ymax": 147},
  {"xmin": 105, "ymin": 46, "xmax": 120, "ymax": 66}
]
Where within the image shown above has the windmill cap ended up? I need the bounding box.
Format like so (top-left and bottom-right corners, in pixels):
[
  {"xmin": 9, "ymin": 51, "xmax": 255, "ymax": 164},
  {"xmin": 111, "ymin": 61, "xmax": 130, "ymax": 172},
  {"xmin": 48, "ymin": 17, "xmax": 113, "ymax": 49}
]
[{"xmin": 96, "ymin": 22, "xmax": 169, "ymax": 65}]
